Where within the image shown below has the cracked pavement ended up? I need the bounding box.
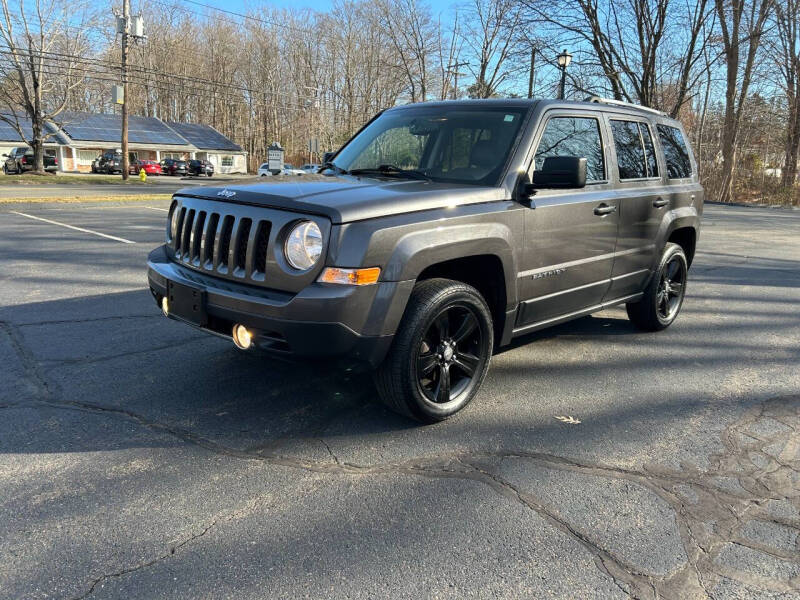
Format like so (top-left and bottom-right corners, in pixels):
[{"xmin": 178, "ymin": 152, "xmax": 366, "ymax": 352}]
[{"xmin": 0, "ymin": 201, "xmax": 798, "ymax": 599}]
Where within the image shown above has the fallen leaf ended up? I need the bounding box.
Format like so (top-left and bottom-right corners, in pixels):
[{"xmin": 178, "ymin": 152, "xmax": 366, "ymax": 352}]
[{"xmin": 554, "ymin": 415, "xmax": 581, "ymax": 425}]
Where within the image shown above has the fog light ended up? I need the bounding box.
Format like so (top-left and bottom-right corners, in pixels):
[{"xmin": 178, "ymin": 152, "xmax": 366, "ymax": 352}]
[
  {"xmin": 232, "ymin": 324, "xmax": 253, "ymax": 350},
  {"xmin": 161, "ymin": 296, "xmax": 169, "ymax": 316}
]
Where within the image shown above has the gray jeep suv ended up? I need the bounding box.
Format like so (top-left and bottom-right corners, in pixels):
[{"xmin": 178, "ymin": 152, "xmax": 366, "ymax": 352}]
[{"xmin": 148, "ymin": 98, "xmax": 702, "ymax": 422}]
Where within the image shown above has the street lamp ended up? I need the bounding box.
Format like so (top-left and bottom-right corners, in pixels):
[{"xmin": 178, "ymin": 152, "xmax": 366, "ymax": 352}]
[{"xmin": 557, "ymin": 49, "xmax": 572, "ymax": 100}]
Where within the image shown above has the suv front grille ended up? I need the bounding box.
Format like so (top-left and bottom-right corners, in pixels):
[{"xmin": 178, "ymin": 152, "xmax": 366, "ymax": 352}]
[
  {"xmin": 165, "ymin": 196, "xmax": 329, "ymax": 293},
  {"xmin": 172, "ymin": 206, "xmax": 271, "ymax": 282}
]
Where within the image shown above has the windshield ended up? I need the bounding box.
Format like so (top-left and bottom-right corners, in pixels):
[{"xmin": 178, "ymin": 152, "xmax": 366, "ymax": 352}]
[{"xmin": 332, "ymin": 106, "xmax": 528, "ymax": 185}]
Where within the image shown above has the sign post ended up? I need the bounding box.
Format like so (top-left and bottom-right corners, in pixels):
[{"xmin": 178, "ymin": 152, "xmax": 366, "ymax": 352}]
[{"xmin": 267, "ymin": 142, "xmax": 284, "ymax": 175}]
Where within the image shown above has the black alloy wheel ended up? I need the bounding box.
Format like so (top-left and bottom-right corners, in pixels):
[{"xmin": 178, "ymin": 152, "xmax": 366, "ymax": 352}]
[
  {"xmin": 416, "ymin": 304, "xmax": 484, "ymax": 407},
  {"xmin": 626, "ymin": 242, "xmax": 688, "ymax": 331},
  {"xmin": 656, "ymin": 254, "xmax": 686, "ymax": 322},
  {"xmin": 375, "ymin": 278, "xmax": 493, "ymax": 423}
]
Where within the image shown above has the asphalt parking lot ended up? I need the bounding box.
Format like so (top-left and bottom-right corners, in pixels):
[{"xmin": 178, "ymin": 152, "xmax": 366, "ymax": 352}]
[{"xmin": 0, "ymin": 200, "xmax": 798, "ymax": 599}]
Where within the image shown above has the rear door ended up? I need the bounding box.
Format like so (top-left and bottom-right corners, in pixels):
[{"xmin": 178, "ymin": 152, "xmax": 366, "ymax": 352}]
[
  {"xmin": 605, "ymin": 117, "xmax": 667, "ymax": 300},
  {"xmin": 516, "ymin": 111, "xmax": 619, "ymax": 330}
]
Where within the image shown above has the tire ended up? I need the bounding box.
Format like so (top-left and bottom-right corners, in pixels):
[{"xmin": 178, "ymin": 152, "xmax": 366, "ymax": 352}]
[
  {"xmin": 626, "ymin": 242, "xmax": 688, "ymax": 331},
  {"xmin": 374, "ymin": 278, "xmax": 493, "ymax": 423},
  {"xmin": 2, "ymin": 164, "xmax": 8, "ymax": 175}
]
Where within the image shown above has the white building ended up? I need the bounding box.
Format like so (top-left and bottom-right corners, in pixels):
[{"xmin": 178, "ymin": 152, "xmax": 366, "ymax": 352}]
[{"xmin": 1, "ymin": 111, "xmax": 247, "ymax": 173}]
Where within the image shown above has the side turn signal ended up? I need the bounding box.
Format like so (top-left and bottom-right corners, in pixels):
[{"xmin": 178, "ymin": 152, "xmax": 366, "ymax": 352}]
[{"xmin": 318, "ymin": 267, "xmax": 381, "ymax": 286}]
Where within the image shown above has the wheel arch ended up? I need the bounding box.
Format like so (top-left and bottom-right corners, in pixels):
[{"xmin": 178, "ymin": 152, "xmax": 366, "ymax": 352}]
[{"xmin": 416, "ymin": 254, "xmax": 508, "ymax": 345}]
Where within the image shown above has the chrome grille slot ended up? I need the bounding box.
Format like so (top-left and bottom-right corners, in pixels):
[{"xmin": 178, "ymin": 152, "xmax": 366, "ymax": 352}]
[
  {"xmin": 216, "ymin": 216, "xmax": 234, "ymax": 274},
  {"xmin": 173, "ymin": 207, "xmax": 186, "ymax": 252},
  {"xmin": 233, "ymin": 218, "xmax": 252, "ymax": 277},
  {"xmin": 202, "ymin": 213, "xmax": 219, "ymax": 268},
  {"xmin": 180, "ymin": 209, "xmax": 195, "ymax": 259},
  {"xmin": 252, "ymin": 221, "xmax": 271, "ymax": 280},
  {"xmin": 190, "ymin": 211, "xmax": 206, "ymax": 265}
]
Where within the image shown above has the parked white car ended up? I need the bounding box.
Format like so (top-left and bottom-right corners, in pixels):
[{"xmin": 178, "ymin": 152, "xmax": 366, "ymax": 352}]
[
  {"xmin": 257, "ymin": 163, "xmax": 273, "ymax": 177},
  {"xmin": 301, "ymin": 163, "xmax": 321, "ymax": 173},
  {"xmin": 282, "ymin": 163, "xmax": 305, "ymax": 176}
]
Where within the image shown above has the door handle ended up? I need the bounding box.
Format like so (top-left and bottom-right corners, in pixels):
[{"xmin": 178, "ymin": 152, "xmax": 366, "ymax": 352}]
[
  {"xmin": 593, "ymin": 203, "xmax": 617, "ymax": 216},
  {"xmin": 653, "ymin": 198, "xmax": 669, "ymax": 208}
]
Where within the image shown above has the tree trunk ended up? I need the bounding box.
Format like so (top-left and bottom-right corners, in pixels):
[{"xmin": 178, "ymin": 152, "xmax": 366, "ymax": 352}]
[
  {"xmin": 31, "ymin": 117, "xmax": 45, "ymax": 174},
  {"xmin": 782, "ymin": 101, "xmax": 800, "ymax": 188}
]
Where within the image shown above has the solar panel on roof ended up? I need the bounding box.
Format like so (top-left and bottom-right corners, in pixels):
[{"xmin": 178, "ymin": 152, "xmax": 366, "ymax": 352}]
[
  {"xmin": 0, "ymin": 113, "xmax": 68, "ymax": 144},
  {"xmin": 166, "ymin": 121, "xmax": 242, "ymax": 151},
  {"xmin": 58, "ymin": 112, "xmax": 188, "ymax": 146}
]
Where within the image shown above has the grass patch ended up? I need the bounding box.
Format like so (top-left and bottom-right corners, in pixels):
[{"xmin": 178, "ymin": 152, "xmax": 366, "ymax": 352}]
[
  {"xmin": 0, "ymin": 173, "xmax": 166, "ymax": 185},
  {"xmin": 0, "ymin": 194, "xmax": 172, "ymax": 204}
]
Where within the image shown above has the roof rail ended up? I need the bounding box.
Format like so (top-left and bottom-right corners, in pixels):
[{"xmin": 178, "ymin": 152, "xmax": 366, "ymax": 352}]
[{"xmin": 585, "ymin": 96, "xmax": 668, "ymax": 117}]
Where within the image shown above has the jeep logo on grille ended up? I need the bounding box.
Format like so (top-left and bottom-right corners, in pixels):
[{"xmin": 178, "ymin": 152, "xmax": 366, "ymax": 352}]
[{"xmin": 217, "ymin": 189, "xmax": 236, "ymax": 198}]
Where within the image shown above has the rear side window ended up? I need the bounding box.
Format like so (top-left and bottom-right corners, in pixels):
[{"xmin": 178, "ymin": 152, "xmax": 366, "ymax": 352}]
[
  {"xmin": 657, "ymin": 124, "xmax": 692, "ymax": 178},
  {"xmin": 610, "ymin": 120, "xmax": 646, "ymax": 179},
  {"xmin": 534, "ymin": 116, "xmax": 605, "ymax": 181}
]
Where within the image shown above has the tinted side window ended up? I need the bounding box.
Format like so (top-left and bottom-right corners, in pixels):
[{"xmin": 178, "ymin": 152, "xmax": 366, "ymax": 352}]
[
  {"xmin": 534, "ymin": 117, "xmax": 605, "ymax": 181},
  {"xmin": 641, "ymin": 124, "xmax": 659, "ymax": 177},
  {"xmin": 657, "ymin": 124, "xmax": 692, "ymax": 178},
  {"xmin": 610, "ymin": 120, "xmax": 646, "ymax": 180}
]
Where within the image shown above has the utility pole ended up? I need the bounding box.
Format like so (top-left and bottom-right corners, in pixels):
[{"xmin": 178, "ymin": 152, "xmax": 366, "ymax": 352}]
[
  {"xmin": 120, "ymin": 0, "xmax": 130, "ymax": 180},
  {"xmin": 447, "ymin": 61, "xmax": 469, "ymax": 100},
  {"xmin": 527, "ymin": 46, "xmax": 536, "ymax": 99}
]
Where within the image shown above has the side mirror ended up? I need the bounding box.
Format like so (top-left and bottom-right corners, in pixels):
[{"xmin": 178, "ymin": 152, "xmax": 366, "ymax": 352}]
[
  {"xmin": 1, "ymin": 154, "xmax": 7, "ymax": 158},
  {"xmin": 532, "ymin": 156, "xmax": 587, "ymax": 189},
  {"xmin": 322, "ymin": 151, "xmax": 335, "ymax": 164}
]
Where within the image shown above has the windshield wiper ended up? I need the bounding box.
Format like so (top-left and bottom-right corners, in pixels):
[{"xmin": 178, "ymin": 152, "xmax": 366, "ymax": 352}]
[
  {"xmin": 320, "ymin": 161, "xmax": 348, "ymax": 175},
  {"xmin": 348, "ymin": 164, "xmax": 431, "ymax": 181}
]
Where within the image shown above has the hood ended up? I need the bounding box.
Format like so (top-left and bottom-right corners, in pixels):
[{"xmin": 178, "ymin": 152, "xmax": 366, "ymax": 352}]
[{"xmin": 175, "ymin": 176, "xmax": 507, "ymax": 223}]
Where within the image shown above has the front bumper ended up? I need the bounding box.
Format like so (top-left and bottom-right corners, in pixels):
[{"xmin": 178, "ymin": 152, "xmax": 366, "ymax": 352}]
[{"xmin": 147, "ymin": 245, "xmax": 413, "ymax": 367}]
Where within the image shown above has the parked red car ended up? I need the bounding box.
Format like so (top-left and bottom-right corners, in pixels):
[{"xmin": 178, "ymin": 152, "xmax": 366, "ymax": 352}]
[{"xmin": 129, "ymin": 160, "xmax": 161, "ymax": 175}]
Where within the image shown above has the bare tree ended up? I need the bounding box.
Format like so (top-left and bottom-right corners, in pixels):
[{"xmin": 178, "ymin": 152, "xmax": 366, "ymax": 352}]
[
  {"xmin": 774, "ymin": 0, "xmax": 800, "ymax": 187},
  {"xmin": 0, "ymin": 0, "xmax": 95, "ymax": 172},
  {"xmin": 714, "ymin": 0, "xmax": 774, "ymax": 203},
  {"xmin": 520, "ymin": 0, "xmax": 711, "ymax": 115},
  {"xmin": 377, "ymin": 0, "xmax": 438, "ymax": 102},
  {"xmin": 462, "ymin": 0, "xmax": 522, "ymax": 98}
]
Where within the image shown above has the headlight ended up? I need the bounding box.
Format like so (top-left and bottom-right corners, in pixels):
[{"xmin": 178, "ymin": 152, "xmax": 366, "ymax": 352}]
[{"xmin": 284, "ymin": 221, "xmax": 322, "ymax": 270}]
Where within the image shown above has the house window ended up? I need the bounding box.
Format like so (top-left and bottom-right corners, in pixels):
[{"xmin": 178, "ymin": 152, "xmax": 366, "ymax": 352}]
[
  {"xmin": 221, "ymin": 155, "xmax": 233, "ymax": 167},
  {"xmin": 78, "ymin": 150, "xmax": 98, "ymax": 163}
]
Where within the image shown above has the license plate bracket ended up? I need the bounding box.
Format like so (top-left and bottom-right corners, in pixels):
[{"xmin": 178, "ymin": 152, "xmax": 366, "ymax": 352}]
[{"xmin": 167, "ymin": 280, "xmax": 207, "ymax": 326}]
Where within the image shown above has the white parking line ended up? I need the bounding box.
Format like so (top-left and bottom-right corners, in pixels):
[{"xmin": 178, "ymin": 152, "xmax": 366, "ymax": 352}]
[
  {"xmin": 146, "ymin": 206, "xmax": 169, "ymax": 212},
  {"xmin": 10, "ymin": 211, "xmax": 136, "ymax": 244}
]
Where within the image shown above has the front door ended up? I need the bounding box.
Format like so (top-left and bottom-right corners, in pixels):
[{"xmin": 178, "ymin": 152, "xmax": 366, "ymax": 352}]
[{"xmin": 516, "ymin": 112, "xmax": 619, "ymax": 330}]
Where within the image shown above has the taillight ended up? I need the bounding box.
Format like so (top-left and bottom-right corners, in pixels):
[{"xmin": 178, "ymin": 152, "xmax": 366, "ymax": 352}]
[{"xmin": 21, "ymin": 156, "xmax": 27, "ymax": 164}]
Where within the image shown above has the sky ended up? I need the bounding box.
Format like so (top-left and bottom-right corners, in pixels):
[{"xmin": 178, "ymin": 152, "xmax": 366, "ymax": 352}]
[{"xmin": 223, "ymin": 0, "xmax": 458, "ymax": 14}]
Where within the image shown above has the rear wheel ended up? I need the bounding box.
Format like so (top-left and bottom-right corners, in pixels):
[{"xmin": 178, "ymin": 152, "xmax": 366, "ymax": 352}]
[
  {"xmin": 375, "ymin": 278, "xmax": 493, "ymax": 423},
  {"xmin": 626, "ymin": 242, "xmax": 688, "ymax": 331}
]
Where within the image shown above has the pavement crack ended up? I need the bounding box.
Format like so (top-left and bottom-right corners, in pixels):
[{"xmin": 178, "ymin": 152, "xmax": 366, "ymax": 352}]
[
  {"xmin": 14, "ymin": 314, "xmax": 159, "ymax": 327},
  {"xmin": 70, "ymin": 519, "xmax": 219, "ymax": 600}
]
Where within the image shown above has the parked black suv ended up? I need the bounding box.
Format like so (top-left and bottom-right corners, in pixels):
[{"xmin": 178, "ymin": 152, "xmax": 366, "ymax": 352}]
[
  {"xmin": 188, "ymin": 159, "xmax": 214, "ymax": 177},
  {"xmin": 162, "ymin": 158, "xmax": 188, "ymax": 176},
  {"xmin": 2, "ymin": 147, "xmax": 58, "ymax": 173},
  {"xmin": 148, "ymin": 98, "xmax": 702, "ymax": 422},
  {"xmin": 97, "ymin": 151, "xmax": 123, "ymax": 174}
]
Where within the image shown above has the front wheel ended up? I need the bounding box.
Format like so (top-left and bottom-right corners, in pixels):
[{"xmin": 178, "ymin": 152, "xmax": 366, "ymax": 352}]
[
  {"xmin": 375, "ymin": 278, "xmax": 493, "ymax": 423},
  {"xmin": 626, "ymin": 242, "xmax": 688, "ymax": 331}
]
